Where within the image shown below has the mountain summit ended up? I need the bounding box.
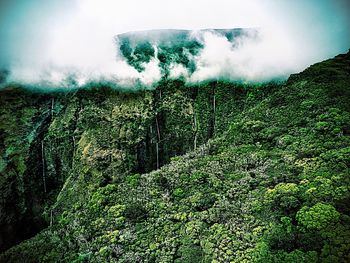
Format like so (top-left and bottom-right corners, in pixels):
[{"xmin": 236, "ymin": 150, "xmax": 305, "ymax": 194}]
[{"xmin": 115, "ymin": 28, "xmax": 258, "ymax": 77}]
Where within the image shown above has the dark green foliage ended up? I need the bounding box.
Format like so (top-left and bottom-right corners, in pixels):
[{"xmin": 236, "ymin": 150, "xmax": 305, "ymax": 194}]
[
  {"xmin": 1, "ymin": 51, "xmax": 350, "ymax": 262},
  {"xmin": 121, "ymin": 41, "xmax": 155, "ymax": 72},
  {"xmin": 124, "ymin": 203, "xmax": 148, "ymax": 222},
  {"xmin": 175, "ymin": 238, "xmax": 204, "ymax": 263},
  {"xmin": 116, "ymin": 29, "xmax": 259, "ymax": 76}
]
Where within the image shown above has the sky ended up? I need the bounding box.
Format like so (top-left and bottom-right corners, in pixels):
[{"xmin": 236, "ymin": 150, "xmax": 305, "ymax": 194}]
[{"xmin": 0, "ymin": 0, "xmax": 349, "ymax": 86}]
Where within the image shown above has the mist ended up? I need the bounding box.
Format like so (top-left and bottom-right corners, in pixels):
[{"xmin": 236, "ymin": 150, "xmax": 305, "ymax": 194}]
[
  {"xmin": 189, "ymin": 29, "xmax": 299, "ymax": 82},
  {"xmin": 0, "ymin": 0, "xmax": 349, "ymax": 88}
]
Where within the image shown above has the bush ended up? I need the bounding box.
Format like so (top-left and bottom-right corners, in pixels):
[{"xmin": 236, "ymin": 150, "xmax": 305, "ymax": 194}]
[
  {"xmin": 124, "ymin": 203, "xmax": 148, "ymax": 222},
  {"xmin": 296, "ymin": 203, "xmax": 340, "ymax": 231}
]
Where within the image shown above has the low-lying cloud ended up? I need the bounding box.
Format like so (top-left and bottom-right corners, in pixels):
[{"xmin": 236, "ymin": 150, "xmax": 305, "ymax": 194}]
[
  {"xmin": 189, "ymin": 29, "xmax": 300, "ymax": 82},
  {"xmin": 1, "ymin": 28, "xmax": 330, "ymax": 87},
  {"xmin": 0, "ymin": 0, "xmax": 349, "ymax": 89}
]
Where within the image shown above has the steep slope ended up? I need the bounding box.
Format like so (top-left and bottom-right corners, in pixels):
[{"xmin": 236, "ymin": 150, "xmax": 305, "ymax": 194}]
[
  {"xmin": 0, "ymin": 51, "xmax": 349, "ymax": 262},
  {"xmin": 0, "ymin": 89, "xmax": 56, "ymax": 251},
  {"xmin": 0, "ymin": 80, "xmax": 255, "ymax": 252}
]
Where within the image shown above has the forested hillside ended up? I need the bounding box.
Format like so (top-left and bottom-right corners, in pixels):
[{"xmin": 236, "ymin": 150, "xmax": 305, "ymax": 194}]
[{"xmin": 0, "ymin": 51, "xmax": 349, "ymax": 262}]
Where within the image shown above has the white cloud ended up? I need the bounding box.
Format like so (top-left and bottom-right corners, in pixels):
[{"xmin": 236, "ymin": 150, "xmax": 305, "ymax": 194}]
[
  {"xmin": 190, "ymin": 28, "xmax": 303, "ymax": 82},
  {"xmin": 168, "ymin": 64, "xmax": 190, "ymax": 79},
  {"xmin": 3, "ymin": 0, "xmax": 349, "ymax": 87}
]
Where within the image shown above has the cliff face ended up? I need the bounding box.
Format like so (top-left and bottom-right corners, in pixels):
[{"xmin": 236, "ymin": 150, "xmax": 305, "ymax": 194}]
[
  {"xmin": 0, "ymin": 51, "xmax": 349, "ymax": 262},
  {"xmin": 0, "ymin": 89, "xmax": 54, "ymax": 250},
  {"xmin": 0, "ymin": 80, "xmax": 252, "ymax": 252}
]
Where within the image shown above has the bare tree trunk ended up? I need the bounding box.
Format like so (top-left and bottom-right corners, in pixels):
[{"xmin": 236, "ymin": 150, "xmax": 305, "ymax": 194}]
[
  {"xmin": 193, "ymin": 110, "xmax": 198, "ymax": 150},
  {"xmin": 155, "ymin": 116, "xmax": 161, "ymax": 169},
  {"xmin": 213, "ymin": 82, "xmax": 216, "ymax": 136},
  {"xmin": 156, "ymin": 142, "xmax": 159, "ymax": 169},
  {"xmin": 51, "ymin": 97, "xmax": 54, "ymax": 117},
  {"xmin": 41, "ymin": 140, "xmax": 47, "ymax": 194},
  {"xmin": 72, "ymin": 136, "xmax": 76, "ymax": 152},
  {"xmin": 50, "ymin": 209, "xmax": 53, "ymax": 226}
]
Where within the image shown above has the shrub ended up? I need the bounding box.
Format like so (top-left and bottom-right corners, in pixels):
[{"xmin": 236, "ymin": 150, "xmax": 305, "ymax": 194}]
[
  {"xmin": 296, "ymin": 203, "xmax": 340, "ymax": 231},
  {"xmin": 124, "ymin": 203, "xmax": 148, "ymax": 222}
]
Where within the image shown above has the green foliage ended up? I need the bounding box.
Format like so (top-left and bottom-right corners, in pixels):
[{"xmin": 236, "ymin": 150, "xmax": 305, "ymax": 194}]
[
  {"xmin": 126, "ymin": 174, "xmax": 141, "ymax": 187},
  {"xmin": 119, "ymin": 40, "xmax": 155, "ymax": 72},
  {"xmin": 267, "ymin": 183, "xmax": 301, "ymax": 213},
  {"xmin": 173, "ymin": 187, "xmax": 185, "ymax": 199},
  {"xmin": 296, "ymin": 203, "xmax": 340, "ymax": 231},
  {"xmin": 1, "ymin": 51, "xmax": 350, "ymax": 262},
  {"xmin": 124, "ymin": 203, "xmax": 148, "ymax": 222},
  {"xmin": 175, "ymin": 238, "xmax": 204, "ymax": 263}
]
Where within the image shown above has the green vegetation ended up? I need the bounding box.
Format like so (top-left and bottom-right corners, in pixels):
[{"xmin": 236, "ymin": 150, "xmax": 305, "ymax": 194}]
[
  {"xmin": 0, "ymin": 51, "xmax": 349, "ymax": 262},
  {"xmin": 116, "ymin": 29, "xmax": 247, "ymax": 76}
]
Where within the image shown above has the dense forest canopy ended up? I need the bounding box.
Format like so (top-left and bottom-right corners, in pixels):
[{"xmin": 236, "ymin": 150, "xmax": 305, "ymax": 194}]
[
  {"xmin": 0, "ymin": 1, "xmax": 350, "ymax": 262},
  {"xmin": 0, "ymin": 50, "xmax": 349, "ymax": 262}
]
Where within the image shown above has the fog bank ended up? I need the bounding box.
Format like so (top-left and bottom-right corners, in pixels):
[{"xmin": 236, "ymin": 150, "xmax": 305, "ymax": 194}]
[{"xmin": 0, "ymin": 0, "xmax": 349, "ymax": 87}]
